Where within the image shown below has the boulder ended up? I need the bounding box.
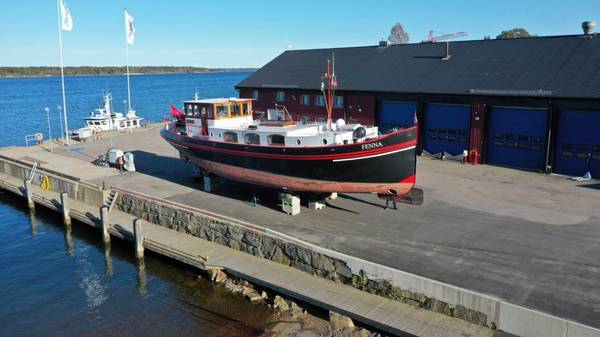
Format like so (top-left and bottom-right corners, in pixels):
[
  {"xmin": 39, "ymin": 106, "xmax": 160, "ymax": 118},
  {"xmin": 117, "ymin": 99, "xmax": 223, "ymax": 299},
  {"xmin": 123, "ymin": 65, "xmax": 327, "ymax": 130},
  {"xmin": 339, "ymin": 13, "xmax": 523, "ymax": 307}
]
[
  {"xmin": 329, "ymin": 311, "xmax": 355, "ymax": 330},
  {"xmin": 290, "ymin": 301, "xmax": 304, "ymax": 316},
  {"xmin": 224, "ymin": 279, "xmax": 243, "ymax": 294},
  {"xmin": 273, "ymin": 295, "xmax": 289, "ymax": 311},
  {"xmin": 206, "ymin": 268, "xmax": 227, "ymax": 283}
]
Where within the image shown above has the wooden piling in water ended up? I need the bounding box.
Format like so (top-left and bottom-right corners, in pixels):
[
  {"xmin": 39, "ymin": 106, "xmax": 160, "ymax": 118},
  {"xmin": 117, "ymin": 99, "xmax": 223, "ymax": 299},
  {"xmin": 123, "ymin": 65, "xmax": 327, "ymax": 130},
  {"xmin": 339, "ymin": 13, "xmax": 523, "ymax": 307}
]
[
  {"xmin": 60, "ymin": 192, "xmax": 71, "ymax": 225},
  {"xmin": 24, "ymin": 179, "xmax": 34, "ymax": 209},
  {"xmin": 100, "ymin": 205, "xmax": 110, "ymax": 243},
  {"xmin": 133, "ymin": 218, "xmax": 144, "ymax": 259}
]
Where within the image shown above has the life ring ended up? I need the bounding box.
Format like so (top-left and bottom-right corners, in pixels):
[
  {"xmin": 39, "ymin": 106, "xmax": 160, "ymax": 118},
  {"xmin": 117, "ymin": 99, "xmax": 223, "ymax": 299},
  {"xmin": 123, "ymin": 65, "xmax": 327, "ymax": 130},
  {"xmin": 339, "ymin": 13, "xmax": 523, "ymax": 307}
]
[
  {"xmin": 94, "ymin": 127, "xmax": 102, "ymax": 135},
  {"xmin": 35, "ymin": 133, "xmax": 43, "ymax": 142},
  {"xmin": 120, "ymin": 121, "xmax": 126, "ymax": 128}
]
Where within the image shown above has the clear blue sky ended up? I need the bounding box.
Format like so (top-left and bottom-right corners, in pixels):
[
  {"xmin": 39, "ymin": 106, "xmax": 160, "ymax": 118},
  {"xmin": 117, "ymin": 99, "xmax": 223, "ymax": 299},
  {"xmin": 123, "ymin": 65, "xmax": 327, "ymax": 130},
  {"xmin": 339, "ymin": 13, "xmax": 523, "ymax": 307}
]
[{"xmin": 1, "ymin": 0, "xmax": 598, "ymax": 68}]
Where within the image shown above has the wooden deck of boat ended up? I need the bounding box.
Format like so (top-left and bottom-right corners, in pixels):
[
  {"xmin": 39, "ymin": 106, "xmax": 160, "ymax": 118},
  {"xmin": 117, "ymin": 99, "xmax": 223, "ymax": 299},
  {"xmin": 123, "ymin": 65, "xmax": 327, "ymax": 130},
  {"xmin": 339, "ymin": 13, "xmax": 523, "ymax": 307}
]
[{"xmin": 0, "ymin": 171, "xmax": 494, "ymax": 337}]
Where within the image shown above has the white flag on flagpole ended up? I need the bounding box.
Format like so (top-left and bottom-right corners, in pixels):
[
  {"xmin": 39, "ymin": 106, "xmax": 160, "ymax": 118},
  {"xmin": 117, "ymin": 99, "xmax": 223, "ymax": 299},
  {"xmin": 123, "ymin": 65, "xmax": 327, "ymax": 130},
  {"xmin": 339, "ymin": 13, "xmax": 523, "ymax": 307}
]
[
  {"xmin": 125, "ymin": 10, "xmax": 135, "ymax": 45},
  {"xmin": 59, "ymin": 0, "xmax": 73, "ymax": 31}
]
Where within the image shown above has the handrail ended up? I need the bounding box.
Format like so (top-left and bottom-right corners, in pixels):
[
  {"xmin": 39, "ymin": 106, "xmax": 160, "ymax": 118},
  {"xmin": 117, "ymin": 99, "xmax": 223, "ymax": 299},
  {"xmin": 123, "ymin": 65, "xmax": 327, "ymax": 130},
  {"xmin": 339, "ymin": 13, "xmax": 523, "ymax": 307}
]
[{"xmin": 273, "ymin": 104, "xmax": 293, "ymax": 121}]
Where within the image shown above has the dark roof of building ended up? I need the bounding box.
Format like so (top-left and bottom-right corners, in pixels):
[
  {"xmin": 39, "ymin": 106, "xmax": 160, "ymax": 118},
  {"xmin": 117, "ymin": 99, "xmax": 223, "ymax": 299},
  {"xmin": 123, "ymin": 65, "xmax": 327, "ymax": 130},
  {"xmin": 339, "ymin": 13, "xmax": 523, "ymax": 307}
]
[{"xmin": 236, "ymin": 35, "xmax": 600, "ymax": 99}]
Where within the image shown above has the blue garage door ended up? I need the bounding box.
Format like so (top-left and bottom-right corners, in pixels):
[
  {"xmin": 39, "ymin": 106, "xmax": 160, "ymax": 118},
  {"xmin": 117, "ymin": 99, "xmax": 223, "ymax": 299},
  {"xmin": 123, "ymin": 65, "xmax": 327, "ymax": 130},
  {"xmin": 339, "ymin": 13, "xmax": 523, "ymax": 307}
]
[
  {"xmin": 486, "ymin": 107, "xmax": 548, "ymax": 170},
  {"xmin": 424, "ymin": 104, "xmax": 471, "ymax": 155},
  {"xmin": 377, "ymin": 101, "xmax": 416, "ymax": 133},
  {"xmin": 553, "ymin": 110, "xmax": 600, "ymax": 178}
]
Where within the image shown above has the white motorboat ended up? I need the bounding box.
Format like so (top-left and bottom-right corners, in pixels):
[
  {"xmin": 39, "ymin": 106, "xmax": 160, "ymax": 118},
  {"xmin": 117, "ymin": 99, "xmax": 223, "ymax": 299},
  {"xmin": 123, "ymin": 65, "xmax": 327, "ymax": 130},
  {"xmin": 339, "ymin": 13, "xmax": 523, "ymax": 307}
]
[{"xmin": 79, "ymin": 92, "xmax": 143, "ymax": 135}]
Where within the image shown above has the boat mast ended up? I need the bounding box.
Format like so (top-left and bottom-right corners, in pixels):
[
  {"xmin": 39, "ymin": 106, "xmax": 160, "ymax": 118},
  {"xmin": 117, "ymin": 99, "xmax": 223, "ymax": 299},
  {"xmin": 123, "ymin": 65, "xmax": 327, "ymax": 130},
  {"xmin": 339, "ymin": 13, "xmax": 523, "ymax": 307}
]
[
  {"xmin": 327, "ymin": 60, "xmax": 332, "ymax": 130},
  {"xmin": 321, "ymin": 53, "xmax": 336, "ymax": 130},
  {"xmin": 330, "ymin": 53, "xmax": 336, "ymax": 129}
]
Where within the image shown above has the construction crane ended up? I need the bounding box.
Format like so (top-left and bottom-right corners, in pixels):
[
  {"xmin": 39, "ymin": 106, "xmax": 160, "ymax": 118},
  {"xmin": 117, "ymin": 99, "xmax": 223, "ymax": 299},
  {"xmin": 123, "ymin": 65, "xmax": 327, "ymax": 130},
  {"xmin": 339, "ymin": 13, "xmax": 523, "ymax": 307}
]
[{"xmin": 423, "ymin": 30, "xmax": 468, "ymax": 43}]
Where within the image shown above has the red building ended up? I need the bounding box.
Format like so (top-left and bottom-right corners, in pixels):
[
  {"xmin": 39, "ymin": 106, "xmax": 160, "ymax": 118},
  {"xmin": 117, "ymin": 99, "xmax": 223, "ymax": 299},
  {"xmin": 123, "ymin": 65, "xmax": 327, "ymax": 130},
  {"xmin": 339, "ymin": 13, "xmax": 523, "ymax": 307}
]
[
  {"xmin": 237, "ymin": 35, "xmax": 600, "ymax": 178},
  {"xmin": 237, "ymin": 87, "xmax": 376, "ymax": 126}
]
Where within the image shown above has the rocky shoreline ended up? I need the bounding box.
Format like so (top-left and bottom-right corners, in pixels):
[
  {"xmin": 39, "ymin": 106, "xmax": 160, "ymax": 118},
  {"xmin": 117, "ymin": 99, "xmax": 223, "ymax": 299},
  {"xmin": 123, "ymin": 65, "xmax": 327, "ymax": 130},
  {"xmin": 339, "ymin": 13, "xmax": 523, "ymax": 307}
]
[{"xmin": 203, "ymin": 268, "xmax": 382, "ymax": 337}]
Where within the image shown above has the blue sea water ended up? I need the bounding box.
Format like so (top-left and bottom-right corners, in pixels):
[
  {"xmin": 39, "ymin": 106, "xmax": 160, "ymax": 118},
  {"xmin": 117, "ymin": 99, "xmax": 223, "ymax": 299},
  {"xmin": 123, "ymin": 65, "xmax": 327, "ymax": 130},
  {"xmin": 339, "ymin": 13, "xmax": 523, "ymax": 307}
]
[
  {"xmin": 0, "ymin": 72, "xmax": 250, "ymax": 147},
  {"xmin": 0, "ymin": 72, "xmax": 275, "ymax": 337}
]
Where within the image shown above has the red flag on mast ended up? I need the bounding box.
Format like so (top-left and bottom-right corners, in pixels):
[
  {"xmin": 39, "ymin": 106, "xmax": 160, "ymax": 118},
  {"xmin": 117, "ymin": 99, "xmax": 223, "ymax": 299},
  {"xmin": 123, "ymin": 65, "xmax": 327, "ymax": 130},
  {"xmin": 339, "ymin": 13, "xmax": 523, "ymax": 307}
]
[{"xmin": 169, "ymin": 103, "xmax": 185, "ymax": 120}]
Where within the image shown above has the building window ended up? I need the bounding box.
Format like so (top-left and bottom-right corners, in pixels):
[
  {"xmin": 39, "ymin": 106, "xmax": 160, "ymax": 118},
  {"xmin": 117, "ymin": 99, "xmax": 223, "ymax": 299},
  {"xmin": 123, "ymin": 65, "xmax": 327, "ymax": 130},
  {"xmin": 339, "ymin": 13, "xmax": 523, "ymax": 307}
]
[
  {"xmin": 268, "ymin": 134, "xmax": 285, "ymax": 146},
  {"xmin": 276, "ymin": 91, "xmax": 285, "ymax": 102},
  {"xmin": 245, "ymin": 133, "xmax": 260, "ymax": 145},
  {"xmin": 224, "ymin": 131, "xmax": 238, "ymax": 143},
  {"xmin": 300, "ymin": 95, "xmax": 310, "ymax": 106},
  {"xmin": 334, "ymin": 96, "xmax": 344, "ymax": 108},
  {"xmin": 252, "ymin": 90, "xmax": 259, "ymax": 100},
  {"xmin": 315, "ymin": 95, "xmax": 325, "ymax": 106}
]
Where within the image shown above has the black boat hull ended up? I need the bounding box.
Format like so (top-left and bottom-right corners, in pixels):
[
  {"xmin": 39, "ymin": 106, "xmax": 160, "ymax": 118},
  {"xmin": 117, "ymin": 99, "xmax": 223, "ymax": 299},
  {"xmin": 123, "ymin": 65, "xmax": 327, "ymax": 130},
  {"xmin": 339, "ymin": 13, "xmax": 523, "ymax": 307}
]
[{"xmin": 161, "ymin": 125, "xmax": 418, "ymax": 194}]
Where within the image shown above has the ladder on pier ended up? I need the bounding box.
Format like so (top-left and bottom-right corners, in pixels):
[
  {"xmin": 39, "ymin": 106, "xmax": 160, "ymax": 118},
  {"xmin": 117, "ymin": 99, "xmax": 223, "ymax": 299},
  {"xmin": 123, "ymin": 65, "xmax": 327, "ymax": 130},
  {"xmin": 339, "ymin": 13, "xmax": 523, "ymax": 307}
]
[{"xmin": 104, "ymin": 190, "xmax": 119, "ymax": 212}]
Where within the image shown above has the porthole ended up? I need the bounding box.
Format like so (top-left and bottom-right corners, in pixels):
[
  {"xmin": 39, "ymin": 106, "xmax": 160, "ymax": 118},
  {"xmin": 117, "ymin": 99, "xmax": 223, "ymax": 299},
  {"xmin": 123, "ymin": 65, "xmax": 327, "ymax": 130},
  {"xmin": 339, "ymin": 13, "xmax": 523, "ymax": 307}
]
[
  {"xmin": 210, "ymin": 132, "xmax": 213, "ymax": 137},
  {"xmin": 296, "ymin": 139, "xmax": 302, "ymax": 145},
  {"xmin": 322, "ymin": 139, "xmax": 328, "ymax": 145},
  {"xmin": 218, "ymin": 133, "xmax": 222, "ymax": 138}
]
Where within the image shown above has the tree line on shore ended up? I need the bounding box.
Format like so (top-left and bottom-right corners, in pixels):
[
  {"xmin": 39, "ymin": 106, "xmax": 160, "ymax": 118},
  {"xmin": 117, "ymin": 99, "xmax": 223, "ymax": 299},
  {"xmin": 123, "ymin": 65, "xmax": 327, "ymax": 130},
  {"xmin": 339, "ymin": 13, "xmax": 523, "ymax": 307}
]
[{"xmin": 0, "ymin": 66, "xmax": 255, "ymax": 78}]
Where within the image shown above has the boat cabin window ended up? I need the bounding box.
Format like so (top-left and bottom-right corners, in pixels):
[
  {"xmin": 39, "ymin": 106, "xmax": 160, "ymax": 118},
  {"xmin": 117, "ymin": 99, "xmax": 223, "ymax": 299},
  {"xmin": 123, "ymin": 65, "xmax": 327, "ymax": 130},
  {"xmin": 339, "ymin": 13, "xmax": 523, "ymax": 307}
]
[
  {"xmin": 101, "ymin": 121, "xmax": 107, "ymax": 125},
  {"xmin": 231, "ymin": 104, "xmax": 241, "ymax": 117},
  {"xmin": 133, "ymin": 120, "xmax": 138, "ymax": 126},
  {"xmin": 185, "ymin": 104, "xmax": 192, "ymax": 117},
  {"xmin": 242, "ymin": 103, "xmax": 250, "ymax": 115},
  {"xmin": 217, "ymin": 105, "xmax": 229, "ymax": 119},
  {"xmin": 268, "ymin": 134, "xmax": 285, "ymax": 146},
  {"xmin": 245, "ymin": 133, "xmax": 260, "ymax": 145},
  {"xmin": 224, "ymin": 131, "xmax": 238, "ymax": 143}
]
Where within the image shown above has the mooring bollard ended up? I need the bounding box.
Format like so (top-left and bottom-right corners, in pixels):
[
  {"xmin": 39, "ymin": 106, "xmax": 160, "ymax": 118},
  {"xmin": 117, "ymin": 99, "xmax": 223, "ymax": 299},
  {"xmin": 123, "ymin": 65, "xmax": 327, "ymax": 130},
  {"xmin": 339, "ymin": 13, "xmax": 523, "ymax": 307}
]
[
  {"xmin": 133, "ymin": 218, "xmax": 144, "ymax": 259},
  {"xmin": 24, "ymin": 179, "xmax": 34, "ymax": 209},
  {"xmin": 60, "ymin": 192, "xmax": 71, "ymax": 225},
  {"xmin": 100, "ymin": 205, "xmax": 110, "ymax": 243}
]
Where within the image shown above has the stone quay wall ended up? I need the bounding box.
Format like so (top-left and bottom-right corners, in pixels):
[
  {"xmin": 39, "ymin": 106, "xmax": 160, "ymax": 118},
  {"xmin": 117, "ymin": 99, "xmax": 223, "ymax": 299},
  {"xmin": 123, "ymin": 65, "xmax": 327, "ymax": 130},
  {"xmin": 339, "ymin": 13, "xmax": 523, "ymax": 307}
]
[{"xmin": 114, "ymin": 188, "xmax": 492, "ymax": 328}]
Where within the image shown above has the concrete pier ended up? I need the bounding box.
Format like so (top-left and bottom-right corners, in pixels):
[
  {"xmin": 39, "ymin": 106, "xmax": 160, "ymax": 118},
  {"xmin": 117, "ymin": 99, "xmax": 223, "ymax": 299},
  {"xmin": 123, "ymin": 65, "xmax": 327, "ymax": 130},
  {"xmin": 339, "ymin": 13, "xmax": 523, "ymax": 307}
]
[
  {"xmin": 60, "ymin": 192, "xmax": 71, "ymax": 225},
  {"xmin": 1, "ymin": 125, "xmax": 599, "ymax": 337},
  {"xmin": 133, "ymin": 218, "xmax": 144, "ymax": 259},
  {"xmin": 100, "ymin": 205, "xmax": 110, "ymax": 243}
]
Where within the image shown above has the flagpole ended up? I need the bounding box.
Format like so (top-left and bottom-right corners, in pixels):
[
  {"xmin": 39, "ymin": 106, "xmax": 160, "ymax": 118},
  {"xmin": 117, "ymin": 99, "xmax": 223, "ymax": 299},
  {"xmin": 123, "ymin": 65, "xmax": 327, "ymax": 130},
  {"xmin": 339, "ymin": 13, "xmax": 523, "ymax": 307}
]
[
  {"xmin": 125, "ymin": 9, "xmax": 132, "ymax": 113},
  {"xmin": 57, "ymin": 0, "xmax": 70, "ymax": 148}
]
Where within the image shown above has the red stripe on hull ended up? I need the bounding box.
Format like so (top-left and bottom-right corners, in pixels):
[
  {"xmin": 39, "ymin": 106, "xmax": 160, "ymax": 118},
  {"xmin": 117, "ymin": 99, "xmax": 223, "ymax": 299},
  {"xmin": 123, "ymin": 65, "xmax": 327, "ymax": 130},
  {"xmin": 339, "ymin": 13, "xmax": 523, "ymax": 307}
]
[{"xmin": 191, "ymin": 158, "xmax": 416, "ymax": 194}]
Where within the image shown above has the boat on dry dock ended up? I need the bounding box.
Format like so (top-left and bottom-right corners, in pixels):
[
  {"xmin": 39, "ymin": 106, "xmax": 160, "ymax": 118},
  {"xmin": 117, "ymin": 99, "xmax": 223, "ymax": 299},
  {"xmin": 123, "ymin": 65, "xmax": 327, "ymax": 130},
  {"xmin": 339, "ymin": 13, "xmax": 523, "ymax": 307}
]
[{"xmin": 161, "ymin": 61, "xmax": 419, "ymax": 197}]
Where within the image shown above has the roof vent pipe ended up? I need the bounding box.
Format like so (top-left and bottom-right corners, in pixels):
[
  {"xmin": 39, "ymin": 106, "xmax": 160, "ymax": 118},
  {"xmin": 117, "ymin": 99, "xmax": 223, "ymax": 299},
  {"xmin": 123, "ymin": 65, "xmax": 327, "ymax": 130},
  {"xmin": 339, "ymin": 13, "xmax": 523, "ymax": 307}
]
[
  {"xmin": 582, "ymin": 21, "xmax": 596, "ymax": 34},
  {"xmin": 442, "ymin": 42, "xmax": 452, "ymax": 60}
]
